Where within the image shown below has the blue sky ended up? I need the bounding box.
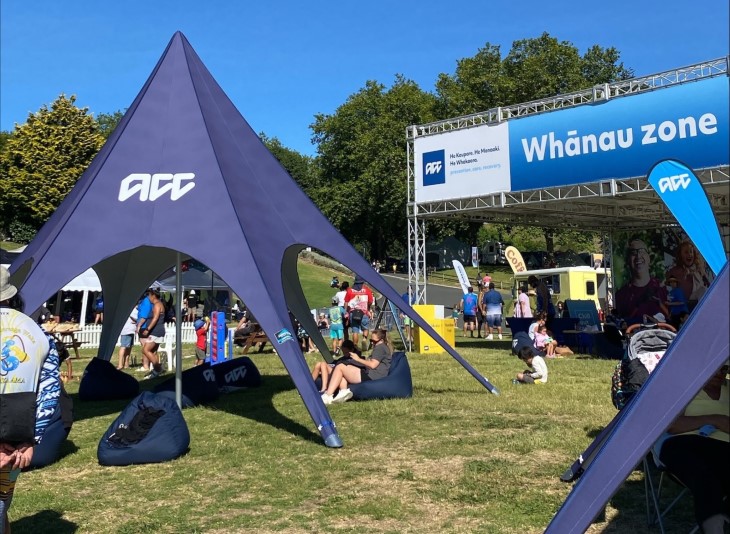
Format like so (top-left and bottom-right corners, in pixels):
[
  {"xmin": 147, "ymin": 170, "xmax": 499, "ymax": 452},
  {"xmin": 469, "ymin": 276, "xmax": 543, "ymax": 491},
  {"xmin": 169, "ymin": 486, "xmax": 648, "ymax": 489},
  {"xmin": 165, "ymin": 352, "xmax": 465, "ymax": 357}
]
[{"xmin": 1, "ymin": 1, "xmax": 728, "ymax": 156}]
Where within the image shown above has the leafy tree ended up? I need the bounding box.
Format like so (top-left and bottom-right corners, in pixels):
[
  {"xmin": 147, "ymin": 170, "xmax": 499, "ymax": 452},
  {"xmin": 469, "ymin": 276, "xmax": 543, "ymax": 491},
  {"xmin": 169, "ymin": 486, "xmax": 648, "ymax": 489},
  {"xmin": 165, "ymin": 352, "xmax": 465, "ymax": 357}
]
[
  {"xmin": 96, "ymin": 110, "xmax": 125, "ymax": 140},
  {"xmin": 311, "ymin": 76, "xmax": 436, "ymax": 259},
  {"xmin": 0, "ymin": 131, "xmax": 12, "ymax": 156},
  {"xmin": 435, "ymin": 33, "xmax": 631, "ymax": 260},
  {"xmin": 0, "ymin": 95, "xmax": 104, "ymax": 241},
  {"xmin": 260, "ymin": 134, "xmax": 317, "ymax": 193}
]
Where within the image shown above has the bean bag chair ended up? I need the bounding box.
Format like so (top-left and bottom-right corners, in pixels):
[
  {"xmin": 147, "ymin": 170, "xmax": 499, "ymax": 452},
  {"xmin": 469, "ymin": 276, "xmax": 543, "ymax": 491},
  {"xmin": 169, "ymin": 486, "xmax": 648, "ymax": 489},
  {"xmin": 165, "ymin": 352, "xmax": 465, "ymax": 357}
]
[
  {"xmin": 211, "ymin": 357, "xmax": 262, "ymax": 392},
  {"xmin": 79, "ymin": 357, "xmax": 139, "ymax": 401},
  {"xmin": 30, "ymin": 384, "xmax": 74, "ymax": 468},
  {"xmin": 349, "ymin": 351, "xmax": 413, "ymax": 401},
  {"xmin": 153, "ymin": 362, "xmax": 219, "ymax": 406},
  {"xmin": 97, "ymin": 391, "xmax": 190, "ymax": 466}
]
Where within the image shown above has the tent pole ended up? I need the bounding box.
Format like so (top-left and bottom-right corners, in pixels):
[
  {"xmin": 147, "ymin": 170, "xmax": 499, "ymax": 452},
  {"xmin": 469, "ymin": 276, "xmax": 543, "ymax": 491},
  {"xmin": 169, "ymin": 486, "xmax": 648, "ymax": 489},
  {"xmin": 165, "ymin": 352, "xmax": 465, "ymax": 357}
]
[
  {"xmin": 80, "ymin": 290, "xmax": 89, "ymax": 328},
  {"xmin": 175, "ymin": 252, "xmax": 183, "ymax": 409}
]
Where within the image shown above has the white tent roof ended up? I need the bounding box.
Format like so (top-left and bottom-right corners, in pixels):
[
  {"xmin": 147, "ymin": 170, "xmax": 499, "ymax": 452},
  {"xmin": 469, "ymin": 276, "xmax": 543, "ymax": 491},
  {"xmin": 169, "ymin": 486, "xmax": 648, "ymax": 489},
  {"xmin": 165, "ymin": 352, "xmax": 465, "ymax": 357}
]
[{"xmin": 62, "ymin": 268, "xmax": 102, "ymax": 292}]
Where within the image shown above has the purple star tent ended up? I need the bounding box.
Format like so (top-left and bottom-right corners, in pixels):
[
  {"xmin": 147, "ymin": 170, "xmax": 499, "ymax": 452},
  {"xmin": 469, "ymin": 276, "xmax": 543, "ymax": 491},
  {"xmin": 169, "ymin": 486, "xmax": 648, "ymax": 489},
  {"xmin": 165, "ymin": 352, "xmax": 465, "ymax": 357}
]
[
  {"xmin": 9, "ymin": 32, "xmax": 497, "ymax": 447},
  {"xmin": 546, "ymin": 262, "xmax": 729, "ymax": 533}
]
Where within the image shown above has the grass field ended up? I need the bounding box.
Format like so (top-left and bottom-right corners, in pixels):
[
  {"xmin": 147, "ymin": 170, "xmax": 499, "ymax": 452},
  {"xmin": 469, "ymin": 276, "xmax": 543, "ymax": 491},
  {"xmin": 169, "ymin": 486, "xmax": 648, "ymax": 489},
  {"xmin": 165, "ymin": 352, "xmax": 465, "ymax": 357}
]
[{"xmin": 10, "ymin": 338, "xmax": 696, "ymax": 533}]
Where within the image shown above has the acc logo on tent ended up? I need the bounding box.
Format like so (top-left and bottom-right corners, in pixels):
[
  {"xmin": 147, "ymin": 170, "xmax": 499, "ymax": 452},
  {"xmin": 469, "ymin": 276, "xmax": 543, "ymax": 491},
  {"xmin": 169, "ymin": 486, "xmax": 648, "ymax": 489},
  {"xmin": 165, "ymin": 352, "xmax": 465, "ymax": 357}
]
[{"xmin": 118, "ymin": 173, "xmax": 196, "ymax": 202}]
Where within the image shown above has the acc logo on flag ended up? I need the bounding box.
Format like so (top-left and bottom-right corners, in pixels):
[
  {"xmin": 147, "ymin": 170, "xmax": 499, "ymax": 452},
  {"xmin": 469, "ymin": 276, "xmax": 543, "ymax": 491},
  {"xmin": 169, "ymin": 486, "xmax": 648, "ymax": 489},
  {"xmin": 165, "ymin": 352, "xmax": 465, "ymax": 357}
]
[
  {"xmin": 422, "ymin": 150, "xmax": 445, "ymax": 186},
  {"xmin": 657, "ymin": 173, "xmax": 691, "ymax": 193}
]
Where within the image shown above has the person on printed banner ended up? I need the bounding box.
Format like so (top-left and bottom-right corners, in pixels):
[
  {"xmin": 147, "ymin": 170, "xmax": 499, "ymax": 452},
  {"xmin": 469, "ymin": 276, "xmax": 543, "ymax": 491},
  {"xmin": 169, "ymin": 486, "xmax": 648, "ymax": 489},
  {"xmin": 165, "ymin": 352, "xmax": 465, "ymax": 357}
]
[
  {"xmin": 1, "ymin": 266, "xmax": 62, "ymax": 534},
  {"xmin": 665, "ymin": 239, "xmax": 711, "ymax": 311},
  {"xmin": 616, "ymin": 237, "xmax": 669, "ymax": 325}
]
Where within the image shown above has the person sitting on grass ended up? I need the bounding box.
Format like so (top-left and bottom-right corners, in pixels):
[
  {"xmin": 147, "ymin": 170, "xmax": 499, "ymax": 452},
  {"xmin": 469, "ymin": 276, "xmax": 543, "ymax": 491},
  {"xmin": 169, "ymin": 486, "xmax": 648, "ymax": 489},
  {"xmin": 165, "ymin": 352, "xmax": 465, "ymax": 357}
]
[
  {"xmin": 514, "ymin": 346, "xmax": 548, "ymax": 384},
  {"xmin": 534, "ymin": 325, "xmax": 556, "ymax": 358},
  {"xmin": 311, "ymin": 339, "xmax": 361, "ymax": 393},
  {"xmin": 320, "ymin": 329, "xmax": 393, "ymax": 404}
]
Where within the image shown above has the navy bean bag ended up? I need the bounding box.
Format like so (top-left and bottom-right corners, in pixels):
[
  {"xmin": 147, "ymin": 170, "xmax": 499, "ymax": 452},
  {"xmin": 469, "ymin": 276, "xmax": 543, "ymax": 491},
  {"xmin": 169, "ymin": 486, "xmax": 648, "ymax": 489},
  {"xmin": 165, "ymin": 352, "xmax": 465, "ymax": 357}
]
[
  {"xmin": 30, "ymin": 385, "xmax": 73, "ymax": 468},
  {"xmin": 153, "ymin": 362, "xmax": 219, "ymax": 406},
  {"xmin": 349, "ymin": 351, "xmax": 413, "ymax": 401},
  {"xmin": 97, "ymin": 391, "xmax": 190, "ymax": 466},
  {"xmin": 79, "ymin": 357, "xmax": 140, "ymax": 401},
  {"xmin": 211, "ymin": 357, "xmax": 262, "ymax": 392}
]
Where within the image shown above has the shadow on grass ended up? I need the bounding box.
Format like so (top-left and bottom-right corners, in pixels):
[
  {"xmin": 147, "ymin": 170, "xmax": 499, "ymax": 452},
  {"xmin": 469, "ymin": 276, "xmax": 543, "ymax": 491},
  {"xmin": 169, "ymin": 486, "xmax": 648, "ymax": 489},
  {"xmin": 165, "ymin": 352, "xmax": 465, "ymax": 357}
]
[
  {"xmin": 69, "ymin": 372, "xmax": 322, "ymax": 444},
  {"xmin": 12, "ymin": 509, "xmax": 77, "ymax": 533},
  {"xmin": 590, "ymin": 476, "xmax": 696, "ymax": 533},
  {"xmin": 210, "ymin": 374, "xmax": 322, "ymax": 445}
]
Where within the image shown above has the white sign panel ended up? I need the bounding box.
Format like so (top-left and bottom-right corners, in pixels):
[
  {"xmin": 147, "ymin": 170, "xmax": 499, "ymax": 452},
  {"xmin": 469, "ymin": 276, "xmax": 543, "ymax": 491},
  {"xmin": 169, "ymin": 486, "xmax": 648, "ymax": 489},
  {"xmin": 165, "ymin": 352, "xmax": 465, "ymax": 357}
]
[{"xmin": 414, "ymin": 123, "xmax": 511, "ymax": 203}]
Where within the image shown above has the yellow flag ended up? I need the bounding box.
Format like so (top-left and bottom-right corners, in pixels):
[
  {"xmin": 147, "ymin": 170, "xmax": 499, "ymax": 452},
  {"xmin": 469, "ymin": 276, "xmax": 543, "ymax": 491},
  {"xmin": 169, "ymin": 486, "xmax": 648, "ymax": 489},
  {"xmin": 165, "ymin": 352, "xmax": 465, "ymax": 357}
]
[{"xmin": 505, "ymin": 246, "xmax": 527, "ymax": 273}]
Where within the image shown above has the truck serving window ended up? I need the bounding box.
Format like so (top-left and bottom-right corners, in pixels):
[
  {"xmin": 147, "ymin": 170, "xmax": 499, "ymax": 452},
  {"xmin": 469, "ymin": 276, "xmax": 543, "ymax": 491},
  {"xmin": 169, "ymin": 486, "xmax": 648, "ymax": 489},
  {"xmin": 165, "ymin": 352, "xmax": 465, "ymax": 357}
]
[{"xmin": 586, "ymin": 281, "xmax": 595, "ymax": 295}]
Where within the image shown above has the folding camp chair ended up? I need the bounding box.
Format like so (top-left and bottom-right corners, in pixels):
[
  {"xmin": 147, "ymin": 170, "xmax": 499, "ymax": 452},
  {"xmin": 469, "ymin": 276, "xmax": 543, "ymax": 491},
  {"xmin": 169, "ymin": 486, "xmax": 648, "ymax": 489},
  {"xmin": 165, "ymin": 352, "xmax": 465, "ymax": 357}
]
[{"xmin": 643, "ymin": 451, "xmax": 698, "ymax": 534}]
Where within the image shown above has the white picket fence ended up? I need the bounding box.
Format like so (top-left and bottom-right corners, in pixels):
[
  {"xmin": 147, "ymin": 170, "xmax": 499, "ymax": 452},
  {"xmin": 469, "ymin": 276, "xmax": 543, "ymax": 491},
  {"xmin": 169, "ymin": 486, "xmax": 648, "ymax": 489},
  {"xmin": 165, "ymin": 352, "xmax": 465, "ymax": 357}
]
[{"xmin": 76, "ymin": 322, "xmax": 198, "ymax": 370}]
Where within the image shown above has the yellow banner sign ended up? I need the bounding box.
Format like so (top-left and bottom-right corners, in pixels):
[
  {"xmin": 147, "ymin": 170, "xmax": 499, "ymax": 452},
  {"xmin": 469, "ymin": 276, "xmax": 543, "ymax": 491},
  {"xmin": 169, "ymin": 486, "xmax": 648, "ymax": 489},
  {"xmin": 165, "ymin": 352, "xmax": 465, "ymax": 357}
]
[{"xmin": 505, "ymin": 246, "xmax": 527, "ymax": 273}]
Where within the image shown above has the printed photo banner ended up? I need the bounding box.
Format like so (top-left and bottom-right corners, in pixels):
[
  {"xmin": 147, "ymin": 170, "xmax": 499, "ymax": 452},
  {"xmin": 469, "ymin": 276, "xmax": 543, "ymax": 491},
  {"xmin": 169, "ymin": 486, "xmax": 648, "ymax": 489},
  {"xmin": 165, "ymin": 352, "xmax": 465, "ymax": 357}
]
[{"xmin": 611, "ymin": 228, "xmax": 715, "ymax": 324}]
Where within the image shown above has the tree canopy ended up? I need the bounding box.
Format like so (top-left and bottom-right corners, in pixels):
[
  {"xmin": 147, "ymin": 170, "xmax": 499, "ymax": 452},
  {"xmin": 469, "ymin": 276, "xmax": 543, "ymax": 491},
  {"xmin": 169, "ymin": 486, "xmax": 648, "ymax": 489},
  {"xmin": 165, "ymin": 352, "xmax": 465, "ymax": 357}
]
[
  {"xmin": 1, "ymin": 33, "xmax": 631, "ymax": 256},
  {"xmin": 0, "ymin": 95, "xmax": 104, "ymax": 242}
]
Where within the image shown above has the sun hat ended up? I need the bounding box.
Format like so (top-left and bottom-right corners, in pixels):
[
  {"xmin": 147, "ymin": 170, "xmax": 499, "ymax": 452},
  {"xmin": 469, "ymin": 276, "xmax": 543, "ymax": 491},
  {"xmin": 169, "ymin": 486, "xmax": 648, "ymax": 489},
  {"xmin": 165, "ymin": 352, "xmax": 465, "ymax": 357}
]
[
  {"xmin": 1, "ymin": 266, "xmax": 18, "ymax": 302},
  {"xmin": 653, "ymin": 312, "xmax": 666, "ymax": 323}
]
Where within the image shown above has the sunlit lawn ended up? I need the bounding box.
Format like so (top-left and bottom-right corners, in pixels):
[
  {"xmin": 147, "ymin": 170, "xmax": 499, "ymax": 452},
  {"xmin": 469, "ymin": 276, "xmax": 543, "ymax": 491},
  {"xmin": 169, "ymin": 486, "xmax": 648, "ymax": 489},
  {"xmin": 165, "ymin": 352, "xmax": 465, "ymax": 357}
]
[{"xmin": 10, "ymin": 336, "xmax": 695, "ymax": 534}]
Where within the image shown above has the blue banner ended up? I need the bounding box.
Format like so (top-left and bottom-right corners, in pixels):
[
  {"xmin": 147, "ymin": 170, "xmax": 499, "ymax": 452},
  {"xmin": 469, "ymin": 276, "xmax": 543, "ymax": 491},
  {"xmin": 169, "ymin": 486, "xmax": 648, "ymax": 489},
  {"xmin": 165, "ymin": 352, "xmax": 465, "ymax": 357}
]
[
  {"xmin": 647, "ymin": 159, "xmax": 727, "ymax": 275},
  {"xmin": 509, "ymin": 76, "xmax": 729, "ymax": 191}
]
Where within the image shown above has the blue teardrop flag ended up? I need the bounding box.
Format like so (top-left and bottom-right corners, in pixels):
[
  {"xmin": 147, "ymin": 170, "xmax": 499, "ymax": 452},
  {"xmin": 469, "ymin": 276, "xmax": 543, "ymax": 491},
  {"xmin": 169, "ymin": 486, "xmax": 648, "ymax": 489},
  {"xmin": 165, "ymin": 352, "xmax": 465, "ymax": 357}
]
[{"xmin": 647, "ymin": 159, "xmax": 727, "ymax": 275}]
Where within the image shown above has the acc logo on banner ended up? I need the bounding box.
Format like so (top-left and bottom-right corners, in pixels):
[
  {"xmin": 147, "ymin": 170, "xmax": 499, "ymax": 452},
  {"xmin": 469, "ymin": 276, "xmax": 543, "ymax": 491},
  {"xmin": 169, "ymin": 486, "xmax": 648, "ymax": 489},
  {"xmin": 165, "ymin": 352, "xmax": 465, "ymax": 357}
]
[{"xmin": 422, "ymin": 150, "xmax": 445, "ymax": 186}]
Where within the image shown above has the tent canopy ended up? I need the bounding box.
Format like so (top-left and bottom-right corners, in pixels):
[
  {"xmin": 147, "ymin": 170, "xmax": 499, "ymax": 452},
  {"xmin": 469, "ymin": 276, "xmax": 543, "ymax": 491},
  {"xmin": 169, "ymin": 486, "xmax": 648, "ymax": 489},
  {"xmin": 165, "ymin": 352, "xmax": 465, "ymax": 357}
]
[
  {"xmin": 152, "ymin": 268, "xmax": 228, "ymax": 292},
  {"xmin": 8, "ymin": 32, "xmax": 497, "ymax": 447}
]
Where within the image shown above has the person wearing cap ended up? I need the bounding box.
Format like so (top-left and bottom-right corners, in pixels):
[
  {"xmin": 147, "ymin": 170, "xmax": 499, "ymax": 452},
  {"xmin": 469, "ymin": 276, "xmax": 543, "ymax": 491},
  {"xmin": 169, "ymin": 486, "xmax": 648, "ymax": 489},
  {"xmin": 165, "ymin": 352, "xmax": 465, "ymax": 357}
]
[
  {"xmin": 344, "ymin": 276, "xmax": 374, "ymax": 351},
  {"xmin": 1, "ymin": 266, "xmax": 62, "ymax": 533},
  {"xmin": 185, "ymin": 290, "xmax": 198, "ymax": 322},
  {"xmin": 664, "ymin": 275, "xmax": 689, "ymax": 328},
  {"xmin": 194, "ymin": 317, "xmax": 209, "ymax": 366}
]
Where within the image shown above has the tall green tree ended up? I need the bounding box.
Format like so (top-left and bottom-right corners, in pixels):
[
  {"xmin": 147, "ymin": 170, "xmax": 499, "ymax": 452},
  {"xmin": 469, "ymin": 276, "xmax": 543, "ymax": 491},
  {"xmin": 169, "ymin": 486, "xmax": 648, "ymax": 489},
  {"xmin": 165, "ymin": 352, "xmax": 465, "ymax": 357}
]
[
  {"xmin": 435, "ymin": 33, "xmax": 632, "ymax": 260},
  {"xmin": 311, "ymin": 76, "xmax": 436, "ymax": 259},
  {"xmin": 96, "ymin": 110, "xmax": 125, "ymax": 140},
  {"xmin": 0, "ymin": 95, "xmax": 104, "ymax": 242},
  {"xmin": 260, "ymin": 134, "xmax": 317, "ymax": 193}
]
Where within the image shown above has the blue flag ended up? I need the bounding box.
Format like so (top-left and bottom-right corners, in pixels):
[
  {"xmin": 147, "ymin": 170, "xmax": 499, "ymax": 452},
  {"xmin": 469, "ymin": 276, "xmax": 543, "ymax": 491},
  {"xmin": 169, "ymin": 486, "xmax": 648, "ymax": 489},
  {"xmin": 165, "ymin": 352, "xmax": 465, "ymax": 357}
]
[{"xmin": 648, "ymin": 159, "xmax": 727, "ymax": 275}]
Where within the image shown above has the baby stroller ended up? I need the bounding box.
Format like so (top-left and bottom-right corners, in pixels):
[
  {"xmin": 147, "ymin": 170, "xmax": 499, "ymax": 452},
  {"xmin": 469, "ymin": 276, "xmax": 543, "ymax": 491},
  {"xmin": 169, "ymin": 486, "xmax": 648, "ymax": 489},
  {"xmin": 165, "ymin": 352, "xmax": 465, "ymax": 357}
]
[
  {"xmin": 561, "ymin": 321, "xmax": 677, "ymax": 483},
  {"xmin": 611, "ymin": 322, "xmax": 677, "ymax": 410}
]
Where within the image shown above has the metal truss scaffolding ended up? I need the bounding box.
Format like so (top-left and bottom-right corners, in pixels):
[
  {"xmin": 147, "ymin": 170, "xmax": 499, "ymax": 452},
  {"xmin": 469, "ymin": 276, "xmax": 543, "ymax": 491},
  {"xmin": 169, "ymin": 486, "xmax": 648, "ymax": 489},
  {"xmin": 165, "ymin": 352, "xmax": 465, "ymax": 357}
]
[{"xmin": 406, "ymin": 57, "xmax": 730, "ymax": 303}]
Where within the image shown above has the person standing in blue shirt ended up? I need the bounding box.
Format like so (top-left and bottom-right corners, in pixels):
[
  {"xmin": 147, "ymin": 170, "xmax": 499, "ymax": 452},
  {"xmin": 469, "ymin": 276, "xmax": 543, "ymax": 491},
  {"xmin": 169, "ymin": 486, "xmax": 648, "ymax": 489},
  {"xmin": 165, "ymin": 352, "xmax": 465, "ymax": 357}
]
[
  {"xmin": 462, "ymin": 287, "xmax": 478, "ymax": 338},
  {"xmin": 482, "ymin": 282, "xmax": 505, "ymax": 340}
]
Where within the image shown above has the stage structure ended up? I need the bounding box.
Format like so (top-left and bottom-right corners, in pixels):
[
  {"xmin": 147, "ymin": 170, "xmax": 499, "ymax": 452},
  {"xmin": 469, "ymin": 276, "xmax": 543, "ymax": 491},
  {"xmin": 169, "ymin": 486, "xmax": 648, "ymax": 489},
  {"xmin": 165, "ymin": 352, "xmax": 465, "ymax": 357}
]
[{"xmin": 407, "ymin": 57, "xmax": 729, "ymax": 305}]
